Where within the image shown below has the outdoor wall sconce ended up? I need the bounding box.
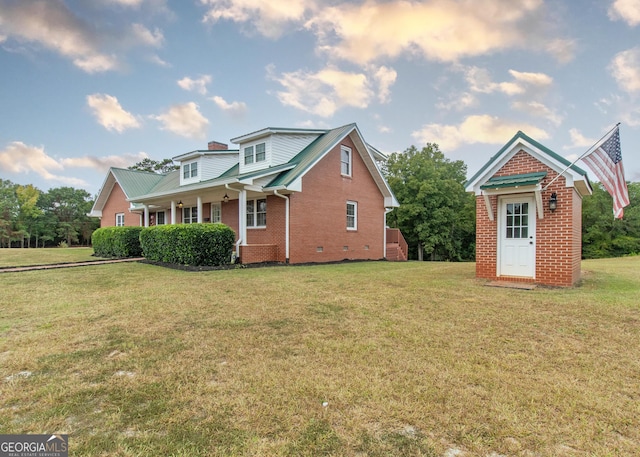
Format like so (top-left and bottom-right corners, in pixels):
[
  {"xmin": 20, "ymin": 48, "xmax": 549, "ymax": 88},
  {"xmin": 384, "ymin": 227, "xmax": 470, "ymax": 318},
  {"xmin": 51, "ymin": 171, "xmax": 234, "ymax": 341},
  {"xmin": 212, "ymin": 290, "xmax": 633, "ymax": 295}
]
[
  {"xmin": 549, "ymin": 192, "xmax": 558, "ymax": 212},
  {"xmin": 177, "ymin": 200, "xmax": 183, "ymax": 208},
  {"xmin": 223, "ymin": 193, "xmax": 229, "ymax": 203}
]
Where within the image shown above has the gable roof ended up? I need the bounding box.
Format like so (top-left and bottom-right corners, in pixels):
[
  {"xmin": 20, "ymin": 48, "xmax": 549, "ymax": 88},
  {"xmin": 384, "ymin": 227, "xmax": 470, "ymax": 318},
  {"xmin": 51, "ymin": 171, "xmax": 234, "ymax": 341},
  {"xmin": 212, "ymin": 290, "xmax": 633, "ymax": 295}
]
[
  {"xmin": 89, "ymin": 167, "xmax": 166, "ymax": 216},
  {"xmin": 465, "ymin": 131, "xmax": 592, "ymax": 196},
  {"xmin": 263, "ymin": 123, "xmax": 398, "ymax": 207},
  {"xmin": 91, "ymin": 123, "xmax": 399, "ymax": 210}
]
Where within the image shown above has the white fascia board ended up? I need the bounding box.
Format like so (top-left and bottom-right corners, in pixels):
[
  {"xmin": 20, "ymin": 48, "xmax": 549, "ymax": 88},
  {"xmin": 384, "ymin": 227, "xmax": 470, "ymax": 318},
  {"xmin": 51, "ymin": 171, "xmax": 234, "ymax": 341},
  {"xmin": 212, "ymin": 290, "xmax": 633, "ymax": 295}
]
[
  {"xmin": 230, "ymin": 127, "xmax": 325, "ymax": 144},
  {"xmin": 467, "ymin": 139, "xmax": 583, "ymax": 195}
]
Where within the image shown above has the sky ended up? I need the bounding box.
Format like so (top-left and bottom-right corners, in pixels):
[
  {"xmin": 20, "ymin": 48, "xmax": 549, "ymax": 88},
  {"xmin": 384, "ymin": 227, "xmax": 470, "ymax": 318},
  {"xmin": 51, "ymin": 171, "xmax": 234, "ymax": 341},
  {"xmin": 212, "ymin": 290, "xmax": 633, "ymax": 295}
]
[{"xmin": 0, "ymin": 0, "xmax": 639, "ymax": 196}]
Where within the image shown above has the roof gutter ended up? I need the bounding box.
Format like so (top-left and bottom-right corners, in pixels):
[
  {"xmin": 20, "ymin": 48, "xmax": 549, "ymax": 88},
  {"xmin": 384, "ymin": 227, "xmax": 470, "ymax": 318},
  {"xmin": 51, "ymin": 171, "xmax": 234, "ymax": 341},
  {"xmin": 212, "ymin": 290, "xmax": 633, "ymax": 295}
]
[{"xmin": 273, "ymin": 190, "xmax": 290, "ymax": 263}]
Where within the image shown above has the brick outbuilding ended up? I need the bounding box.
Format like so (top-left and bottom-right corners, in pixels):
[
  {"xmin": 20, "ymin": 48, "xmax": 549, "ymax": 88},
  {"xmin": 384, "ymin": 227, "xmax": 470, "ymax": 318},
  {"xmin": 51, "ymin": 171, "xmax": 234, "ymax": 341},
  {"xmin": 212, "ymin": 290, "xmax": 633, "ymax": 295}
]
[{"xmin": 465, "ymin": 131, "xmax": 592, "ymax": 287}]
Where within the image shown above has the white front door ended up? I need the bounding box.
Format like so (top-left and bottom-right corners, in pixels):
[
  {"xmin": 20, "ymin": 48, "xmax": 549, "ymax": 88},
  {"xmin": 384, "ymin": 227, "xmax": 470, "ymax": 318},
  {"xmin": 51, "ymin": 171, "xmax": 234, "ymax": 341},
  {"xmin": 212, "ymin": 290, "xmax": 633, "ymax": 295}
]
[{"xmin": 498, "ymin": 195, "xmax": 535, "ymax": 278}]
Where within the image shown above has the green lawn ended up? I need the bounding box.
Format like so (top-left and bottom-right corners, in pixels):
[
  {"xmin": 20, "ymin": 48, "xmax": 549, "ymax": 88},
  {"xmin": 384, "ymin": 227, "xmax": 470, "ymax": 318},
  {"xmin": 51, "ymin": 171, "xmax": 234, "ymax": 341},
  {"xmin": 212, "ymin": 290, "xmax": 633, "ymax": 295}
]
[
  {"xmin": 0, "ymin": 247, "xmax": 96, "ymax": 267},
  {"xmin": 1, "ymin": 256, "xmax": 639, "ymax": 456}
]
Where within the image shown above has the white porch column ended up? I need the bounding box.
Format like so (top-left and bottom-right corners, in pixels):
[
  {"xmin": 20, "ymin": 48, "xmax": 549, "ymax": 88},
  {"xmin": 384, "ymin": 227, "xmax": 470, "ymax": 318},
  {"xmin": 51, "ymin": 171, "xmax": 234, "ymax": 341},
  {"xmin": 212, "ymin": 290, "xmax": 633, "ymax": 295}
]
[
  {"xmin": 171, "ymin": 201, "xmax": 176, "ymax": 224},
  {"xmin": 239, "ymin": 189, "xmax": 247, "ymax": 246},
  {"xmin": 144, "ymin": 205, "xmax": 150, "ymax": 227},
  {"xmin": 197, "ymin": 196, "xmax": 203, "ymax": 223}
]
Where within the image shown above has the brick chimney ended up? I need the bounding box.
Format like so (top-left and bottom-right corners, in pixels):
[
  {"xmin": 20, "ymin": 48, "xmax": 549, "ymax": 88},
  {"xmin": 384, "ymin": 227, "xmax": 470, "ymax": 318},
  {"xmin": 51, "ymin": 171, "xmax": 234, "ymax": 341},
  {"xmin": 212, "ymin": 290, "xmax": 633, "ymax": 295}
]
[{"xmin": 208, "ymin": 141, "xmax": 228, "ymax": 151}]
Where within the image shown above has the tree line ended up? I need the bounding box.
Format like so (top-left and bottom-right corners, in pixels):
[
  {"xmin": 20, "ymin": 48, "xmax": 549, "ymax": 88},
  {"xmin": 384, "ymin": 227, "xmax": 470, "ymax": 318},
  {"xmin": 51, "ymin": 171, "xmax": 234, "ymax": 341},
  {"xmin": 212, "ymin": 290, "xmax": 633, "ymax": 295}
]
[
  {"xmin": 1, "ymin": 151, "xmax": 638, "ymax": 259},
  {"xmin": 0, "ymin": 179, "xmax": 99, "ymax": 248}
]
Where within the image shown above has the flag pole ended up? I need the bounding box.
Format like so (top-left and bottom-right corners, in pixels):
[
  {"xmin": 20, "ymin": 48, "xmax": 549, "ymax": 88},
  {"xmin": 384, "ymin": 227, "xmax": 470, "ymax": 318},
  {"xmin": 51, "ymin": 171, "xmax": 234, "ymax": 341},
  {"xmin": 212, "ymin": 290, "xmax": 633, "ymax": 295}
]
[{"xmin": 542, "ymin": 122, "xmax": 621, "ymax": 192}]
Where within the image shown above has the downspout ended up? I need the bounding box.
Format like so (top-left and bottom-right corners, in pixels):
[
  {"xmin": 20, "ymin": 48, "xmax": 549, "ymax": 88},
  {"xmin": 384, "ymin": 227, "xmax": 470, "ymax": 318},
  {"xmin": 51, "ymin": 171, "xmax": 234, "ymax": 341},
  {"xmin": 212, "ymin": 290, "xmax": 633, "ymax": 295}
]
[
  {"xmin": 225, "ymin": 184, "xmax": 243, "ymax": 259},
  {"xmin": 384, "ymin": 207, "xmax": 393, "ymax": 259},
  {"xmin": 273, "ymin": 190, "xmax": 290, "ymax": 263}
]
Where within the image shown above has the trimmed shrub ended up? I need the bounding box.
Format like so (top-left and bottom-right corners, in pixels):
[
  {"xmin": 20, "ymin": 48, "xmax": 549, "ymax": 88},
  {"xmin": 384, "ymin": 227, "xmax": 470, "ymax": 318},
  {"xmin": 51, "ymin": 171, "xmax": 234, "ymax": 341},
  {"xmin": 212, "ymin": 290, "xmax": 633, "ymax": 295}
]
[
  {"xmin": 92, "ymin": 226, "xmax": 144, "ymax": 258},
  {"xmin": 140, "ymin": 223, "xmax": 236, "ymax": 266}
]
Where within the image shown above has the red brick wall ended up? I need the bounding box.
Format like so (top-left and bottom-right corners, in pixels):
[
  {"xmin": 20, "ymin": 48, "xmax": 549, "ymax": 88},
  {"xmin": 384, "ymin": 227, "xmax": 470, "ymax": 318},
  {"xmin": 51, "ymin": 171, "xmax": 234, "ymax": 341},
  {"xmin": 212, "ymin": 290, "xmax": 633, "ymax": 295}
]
[
  {"xmin": 475, "ymin": 194, "xmax": 498, "ymax": 279},
  {"xmin": 221, "ymin": 199, "xmax": 239, "ymax": 236},
  {"xmin": 101, "ymin": 183, "xmax": 141, "ymax": 227},
  {"xmin": 475, "ymin": 150, "xmax": 583, "ymax": 287},
  {"xmin": 288, "ymin": 136, "xmax": 385, "ymax": 264}
]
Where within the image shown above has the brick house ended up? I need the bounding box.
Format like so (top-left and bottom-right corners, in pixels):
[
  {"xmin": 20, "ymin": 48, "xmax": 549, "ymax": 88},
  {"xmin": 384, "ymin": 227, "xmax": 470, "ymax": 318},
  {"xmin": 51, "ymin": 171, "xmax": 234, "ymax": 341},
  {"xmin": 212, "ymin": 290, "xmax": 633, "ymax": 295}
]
[
  {"xmin": 90, "ymin": 123, "xmax": 407, "ymax": 264},
  {"xmin": 465, "ymin": 131, "xmax": 592, "ymax": 287}
]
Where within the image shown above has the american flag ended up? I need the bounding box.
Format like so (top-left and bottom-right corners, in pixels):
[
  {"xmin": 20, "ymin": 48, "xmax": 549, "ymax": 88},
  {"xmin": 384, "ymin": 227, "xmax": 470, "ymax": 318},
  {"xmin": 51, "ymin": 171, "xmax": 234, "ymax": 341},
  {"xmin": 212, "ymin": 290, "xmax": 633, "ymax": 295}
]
[{"xmin": 581, "ymin": 126, "xmax": 630, "ymax": 219}]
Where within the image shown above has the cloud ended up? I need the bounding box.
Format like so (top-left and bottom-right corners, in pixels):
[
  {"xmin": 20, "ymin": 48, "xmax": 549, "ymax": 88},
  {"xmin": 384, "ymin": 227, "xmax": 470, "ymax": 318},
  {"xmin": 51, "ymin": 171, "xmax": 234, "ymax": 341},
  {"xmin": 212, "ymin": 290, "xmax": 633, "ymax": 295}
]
[
  {"xmin": 609, "ymin": 0, "xmax": 640, "ymax": 26},
  {"xmin": 177, "ymin": 75, "xmax": 212, "ymax": 95},
  {"xmin": 0, "ymin": 0, "xmax": 167, "ymax": 73},
  {"xmin": 511, "ymin": 101, "xmax": 563, "ymax": 126},
  {"xmin": 373, "ymin": 66, "xmax": 397, "ymax": 103},
  {"xmin": 411, "ymin": 114, "xmax": 549, "ymax": 151},
  {"xmin": 436, "ymin": 92, "xmax": 477, "ymax": 111},
  {"xmin": 152, "ymin": 102, "xmax": 209, "ymax": 139},
  {"xmin": 131, "ymin": 23, "xmax": 164, "ymax": 47},
  {"xmin": 269, "ymin": 65, "xmax": 373, "ymax": 117},
  {"xmin": 200, "ymin": 0, "xmax": 311, "ymax": 38},
  {"xmin": 0, "ymin": 141, "xmax": 88, "ymax": 187},
  {"xmin": 148, "ymin": 54, "xmax": 171, "ymax": 67},
  {"xmin": 609, "ymin": 47, "xmax": 640, "ymax": 93},
  {"xmin": 211, "ymin": 95, "xmax": 248, "ymax": 117},
  {"xmin": 464, "ymin": 67, "xmax": 552, "ymax": 96},
  {"xmin": 86, "ymin": 94, "xmax": 142, "ymax": 133},
  {"xmin": 61, "ymin": 152, "xmax": 149, "ymax": 172},
  {"xmin": 269, "ymin": 64, "xmax": 397, "ymax": 117},
  {"xmin": 0, "ymin": 0, "xmax": 119, "ymax": 73},
  {"xmin": 306, "ymin": 0, "xmax": 571, "ymax": 65},
  {"xmin": 106, "ymin": 0, "xmax": 145, "ymax": 6},
  {"xmin": 565, "ymin": 128, "xmax": 596, "ymax": 149}
]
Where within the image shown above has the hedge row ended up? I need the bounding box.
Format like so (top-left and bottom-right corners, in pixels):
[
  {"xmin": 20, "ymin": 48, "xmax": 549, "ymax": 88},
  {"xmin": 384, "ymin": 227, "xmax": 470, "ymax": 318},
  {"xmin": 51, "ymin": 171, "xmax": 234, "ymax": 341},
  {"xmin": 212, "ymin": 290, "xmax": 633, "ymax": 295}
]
[
  {"xmin": 92, "ymin": 226, "xmax": 144, "ymax": 258},
  {"xmin": 139, "ymin": 223, "xmax": 236, "ymax": 266}
]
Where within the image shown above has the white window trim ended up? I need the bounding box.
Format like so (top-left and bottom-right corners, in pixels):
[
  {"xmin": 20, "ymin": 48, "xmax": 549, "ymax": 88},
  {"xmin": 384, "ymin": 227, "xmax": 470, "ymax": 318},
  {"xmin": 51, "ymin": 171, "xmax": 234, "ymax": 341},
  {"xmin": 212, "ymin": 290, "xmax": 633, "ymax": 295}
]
[
  {"xmin": 341, "ymin": 145, "xmax": 352, "ymax": 177},
  {"xmin": 244, "ymin": 142, "xmax": 267, "ymax": 166},
  {"xmin": 246, "ymin": 198, "xmax": 267, "ymax": 228},
  {"xmin": 183, "ymin": 206, "xmax": 198, "ymax": 224},
  {"xmin": 115, "ymin": 213, "xmax": 125, "ymax": 227},
  {"xmin": 347, "ymin": 201, "xmax": 357, "ymax": 231},
  {"xmin": 182, "ymin": 161, "xmax": 199, "ymax": 182},
  {"xmin": 211, "ymin": 203, "xmax": 222, "ymax": 223}
]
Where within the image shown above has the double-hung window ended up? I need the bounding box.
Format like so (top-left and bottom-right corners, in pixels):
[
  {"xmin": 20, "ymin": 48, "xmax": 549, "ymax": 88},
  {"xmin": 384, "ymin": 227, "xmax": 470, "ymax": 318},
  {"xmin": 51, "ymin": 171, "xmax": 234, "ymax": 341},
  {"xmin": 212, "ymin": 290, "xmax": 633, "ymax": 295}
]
[
  {"xmin": 211, "ymin": 203, "xmax": 221, "ymax": 223},
  {"xmin": 244, "ymin": 142, "xmax": 267, "ymax": 165},
  {"xmin": 341, "ymin": 146, "xmax": 352, "ymax": 176},
  {"xmin": 247, "ymin": 198, "xmax": 267, "ymax": 228},
  {"xmin": 183, "ymin": 207, "xmax": 198, "ymax": 224},
  {"xmin": 346, "ymin": 201, "xmax": 357, "ymax": 230},
  {"xmin": 116, "ymin": 213, "xmax": 125, "ymax": 227},
  {"xmin": 244, "ymin": 146, "xmax": 254, "ymax": 165},
  {"xmin": 156, "ymin": 211, "xmax": 165, "ymax": 225},
  {"xmin": 183, "ymin": 162, "xmax": 198, "ymax": 179}
]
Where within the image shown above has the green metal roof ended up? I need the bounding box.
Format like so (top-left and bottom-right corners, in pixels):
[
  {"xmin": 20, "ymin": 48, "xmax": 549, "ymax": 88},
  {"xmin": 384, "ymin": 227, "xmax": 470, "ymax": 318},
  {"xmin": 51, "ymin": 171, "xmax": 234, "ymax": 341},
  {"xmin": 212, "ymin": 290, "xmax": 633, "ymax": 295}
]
[
  {"xmin": 480, "ymin": 172, "xmax": 547, "ymax": 190},
  {"xmin": 111, "ymin": 168, "xmax": 166, "ymax": 198},
  {"xmin": 107, "ymin": 122, "xmax": 397, "ymax": 206}
]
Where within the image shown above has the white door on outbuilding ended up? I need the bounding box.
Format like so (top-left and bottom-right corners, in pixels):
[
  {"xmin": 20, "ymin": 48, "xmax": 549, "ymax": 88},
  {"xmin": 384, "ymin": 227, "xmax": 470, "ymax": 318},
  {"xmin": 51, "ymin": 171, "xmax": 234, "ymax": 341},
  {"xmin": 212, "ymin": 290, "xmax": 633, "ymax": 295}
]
[{"xmin": 498, "ymin": 194, "xmax": 536, "ymax": 278}]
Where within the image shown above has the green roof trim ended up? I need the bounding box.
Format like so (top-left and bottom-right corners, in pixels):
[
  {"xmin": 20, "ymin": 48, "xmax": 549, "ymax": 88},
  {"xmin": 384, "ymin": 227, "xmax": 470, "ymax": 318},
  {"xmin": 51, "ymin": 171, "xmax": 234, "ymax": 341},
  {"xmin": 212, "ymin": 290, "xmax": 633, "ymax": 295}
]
[
  {"xmin": 465, "ymin": 130, "xmax": 589, "ymax": 188},
  {"xmin": 480, "ymin": 171, "xmax": 547, "ymax": 190}
]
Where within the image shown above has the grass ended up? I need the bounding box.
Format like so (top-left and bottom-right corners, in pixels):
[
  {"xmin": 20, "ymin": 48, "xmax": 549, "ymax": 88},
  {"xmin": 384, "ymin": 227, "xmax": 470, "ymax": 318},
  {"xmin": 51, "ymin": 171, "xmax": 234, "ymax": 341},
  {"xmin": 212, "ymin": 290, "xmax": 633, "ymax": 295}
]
[
  {"xmin": 0, "ymin": 247, "xmax": 97, "ymax": 267},
  {"xmin": 0, "ymin": 255, "xmax": 639, "ymax": 456}
]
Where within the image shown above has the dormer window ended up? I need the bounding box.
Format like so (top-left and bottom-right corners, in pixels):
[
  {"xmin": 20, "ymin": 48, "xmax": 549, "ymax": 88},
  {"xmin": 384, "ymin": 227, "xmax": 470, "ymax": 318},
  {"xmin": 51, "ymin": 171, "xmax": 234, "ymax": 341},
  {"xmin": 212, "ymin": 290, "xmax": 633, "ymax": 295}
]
[
  {"xmin": 183, "ymin": 162, "xmax": 198, "ymax": 179},
  {"xmin": 244, "ymin": 142, "xmax": 266, "ymax": 165}
]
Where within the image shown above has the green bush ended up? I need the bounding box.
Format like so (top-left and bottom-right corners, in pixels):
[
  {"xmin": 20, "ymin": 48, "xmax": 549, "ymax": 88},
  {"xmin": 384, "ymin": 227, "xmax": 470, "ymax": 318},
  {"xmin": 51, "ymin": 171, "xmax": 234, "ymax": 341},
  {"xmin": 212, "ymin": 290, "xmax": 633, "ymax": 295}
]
[
  {"xmin": 140, "ymin": 223, "xmax": 236, "ymax": 266},
  {"xmin": 92, "ymin": 226, "xmax": 144, "ymax": 258}
]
